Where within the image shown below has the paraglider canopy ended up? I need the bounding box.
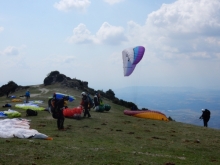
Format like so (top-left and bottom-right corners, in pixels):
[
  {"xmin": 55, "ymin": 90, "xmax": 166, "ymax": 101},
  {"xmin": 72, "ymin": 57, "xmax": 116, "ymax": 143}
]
[{"xmin": 122, "ymin": 46, "xmax": 145, "ymax": 76}]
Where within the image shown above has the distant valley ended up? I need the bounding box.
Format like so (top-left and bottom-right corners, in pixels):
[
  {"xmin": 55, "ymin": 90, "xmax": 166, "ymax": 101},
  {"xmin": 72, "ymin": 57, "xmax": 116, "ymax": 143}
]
[{"xmin": 114, "ymin": 86, "xmax": 220, "ymax": 129}]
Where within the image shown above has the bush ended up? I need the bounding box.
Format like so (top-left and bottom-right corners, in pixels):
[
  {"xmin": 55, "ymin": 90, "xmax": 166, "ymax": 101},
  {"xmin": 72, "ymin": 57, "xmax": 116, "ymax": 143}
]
[
  {"xmin": 0, "ymin": 81, "xmax": 18, "ymax": 97},
  {"xmin": 168, "ymin": 116, "xmax": 175, "ymax": 121},
  {"xmin": 105, "ymin": 89, "xmax": 115, "ymax": 100}
]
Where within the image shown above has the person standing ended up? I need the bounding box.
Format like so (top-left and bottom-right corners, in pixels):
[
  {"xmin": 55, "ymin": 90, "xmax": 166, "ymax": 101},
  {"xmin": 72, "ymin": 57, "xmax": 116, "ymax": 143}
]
[
  {"xmin": 81, "ymin": 92, "xmax": 91, "ymax": 118},
  {"xmin": 94, "ymin": 92, "xmax": 100, "ymax": 107},
  {"xmin": 93, "ymin": 92, "xmax": 101, "ymax": 111},
  {"xmin": 54, "ymin": 96, "xmax": 69, "ymax": 130},
  {"xmin": 25, "ymin": 90, "xmax": 30, "ymax": 103},
  {"xmin": 200, "ymin": 109, "xmax": 211, "ymax": 127}
]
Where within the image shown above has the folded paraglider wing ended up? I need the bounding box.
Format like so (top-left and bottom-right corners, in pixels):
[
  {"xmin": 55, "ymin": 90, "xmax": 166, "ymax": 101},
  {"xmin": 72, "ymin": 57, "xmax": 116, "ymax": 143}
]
[{"xmin": 0, "ymin": 118, "xmax": 53, "ymax": 140}]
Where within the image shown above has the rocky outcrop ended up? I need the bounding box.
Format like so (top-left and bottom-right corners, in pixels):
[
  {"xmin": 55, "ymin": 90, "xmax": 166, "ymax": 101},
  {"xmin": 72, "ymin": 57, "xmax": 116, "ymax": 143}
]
[{"xmin": 43, "ymin": 71, "xmax": 88, "ymax": 89}]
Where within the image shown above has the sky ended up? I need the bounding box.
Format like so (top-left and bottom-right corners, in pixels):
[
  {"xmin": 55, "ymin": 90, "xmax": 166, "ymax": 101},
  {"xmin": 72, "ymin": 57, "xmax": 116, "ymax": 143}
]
[{"xmin": 0, "ymin": 0, "xmax": 220, "ymax": 92}]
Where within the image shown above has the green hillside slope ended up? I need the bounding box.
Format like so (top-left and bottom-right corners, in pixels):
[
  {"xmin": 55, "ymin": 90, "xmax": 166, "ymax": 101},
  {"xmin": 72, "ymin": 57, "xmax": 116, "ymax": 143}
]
[{"xmin": 0, "ymin": 84, "xmax": 220, "ymax": 165}]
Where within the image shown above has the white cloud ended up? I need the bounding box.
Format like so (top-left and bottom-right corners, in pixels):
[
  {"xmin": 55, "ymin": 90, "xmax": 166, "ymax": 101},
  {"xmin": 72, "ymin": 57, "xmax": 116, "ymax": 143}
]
[
  {"xmin": 96, "ymin": 22, "xmax": 127, "ymax": 44},
  {"xmin": 147, "ymin": 0, "xmax": 220, "ymax": 36},
  {"xmin": 68, "ymin": 22, "xmax": 127, "ymax": 45},
  {"xmin": 108, "ymin": 52, "xmax": 122, "ymax": 65},
  {"xmin": 0, "ymin": 46, "xmax": 27, "ymax": 70},
  {"xmin": 54, "ymin": 0, "xmax": 91, "ymax": 12},
  {"xmin": 215, "ymin": 53, "xmax": 220, "ymax": 59},
  {"xmin": 104, "ymin": 0, "xmax": 124, "ymax": 5},
  {"xmin": 67, "ymin": 23, "xmax": 95, "ymax": 44},
  {"xmin": 0, "ymin": 46, "xmax": 24, "ymax": 56},
  {"xmin": 0, "ymin": 27, "xmax": 4, "ymax": 32},
  {"xmin": 66, "ymin": 0, "xmax": 220, "ymax": 60},
  {"xmin": 126, "ymin": 0, "xmax": 220, "ymax": 60}
]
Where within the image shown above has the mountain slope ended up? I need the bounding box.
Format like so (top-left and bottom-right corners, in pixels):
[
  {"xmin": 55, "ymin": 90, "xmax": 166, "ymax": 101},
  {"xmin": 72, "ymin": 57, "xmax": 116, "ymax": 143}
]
[{"xmin": 0, "ymin": 83, "xmax": 220, "ymax": 165}]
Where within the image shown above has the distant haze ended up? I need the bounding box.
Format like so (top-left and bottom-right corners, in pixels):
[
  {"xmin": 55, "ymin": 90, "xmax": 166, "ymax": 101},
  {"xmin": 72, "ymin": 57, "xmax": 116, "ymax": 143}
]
[{"xmin": 114, "ymin": 86, "xmax": 220, "ymax": 129}]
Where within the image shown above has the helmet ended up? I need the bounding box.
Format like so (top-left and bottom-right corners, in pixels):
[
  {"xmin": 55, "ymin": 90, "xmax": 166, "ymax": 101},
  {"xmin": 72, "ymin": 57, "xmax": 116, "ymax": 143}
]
[{"xmin": 81, "ymin": 92, "xmax": 86, "ymax": 96}]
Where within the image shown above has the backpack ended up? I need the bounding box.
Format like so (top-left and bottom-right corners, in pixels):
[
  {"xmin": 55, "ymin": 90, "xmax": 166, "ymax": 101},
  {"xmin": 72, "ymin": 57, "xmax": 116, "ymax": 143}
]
[
  {"xmin": 25, "ymin": 91, "xmax": 30, "ymax": 98},
  {"xmin": 87, "ymin": 94, "xmax": 94, "ymax": 108},
  {"xmin": 205, "ymin": 109, "xmax": 211, "ymax": 116},
  {"xmin": 26, "ymin": 109, "xmax": 38, "ymax": 116},
  {"xmin": 50, "ymin": 98, "xmax": 58, "ymax": 113}
]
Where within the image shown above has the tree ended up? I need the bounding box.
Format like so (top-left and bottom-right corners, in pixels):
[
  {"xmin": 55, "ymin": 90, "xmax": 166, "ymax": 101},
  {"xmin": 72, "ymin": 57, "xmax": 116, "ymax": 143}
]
[
  {"xmin": 105, "ymin": 89, "xmax": 115, "ymax": 100},
  {"xmin": 0, "ymin": 81, "xmax": 18, "ymax": 97}
]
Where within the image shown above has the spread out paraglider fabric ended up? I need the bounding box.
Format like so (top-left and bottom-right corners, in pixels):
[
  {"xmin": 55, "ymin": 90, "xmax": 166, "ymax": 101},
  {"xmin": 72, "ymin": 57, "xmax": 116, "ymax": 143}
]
[
  {"xmin": 124, "ymin": 110, "xmax": 169, "ymax": 121},
  {"xmin": 3, "ymin": 109, "xmax": 21, "ymax": 118},
  {"xmin": 15, "ymin": 103, "xmax": 45, "ymax": 111},
  {"xmin": 63, "ymin": 106, "xmax": 83, "ymax": 118},
  {"xmin": 122, "ymin": 46, "xmax": 145, "ymax": 76},
  {"xmin": 11, "ymin": 98, "xmax": 22, "ymax": 102},
  {"xmin": 0, "ymin": 118, "xmax": 53, "ymax": 140}
]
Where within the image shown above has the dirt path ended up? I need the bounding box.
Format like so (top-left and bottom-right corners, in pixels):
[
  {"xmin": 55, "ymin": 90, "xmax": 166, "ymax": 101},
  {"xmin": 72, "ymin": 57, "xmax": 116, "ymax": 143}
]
[
  {"xmin": 31, "ymin": 88, "xmax": 50, "ymax": 97},
  {"xmin": 39, "ymin": 88, "xmax": 49, "ymax": 94}
]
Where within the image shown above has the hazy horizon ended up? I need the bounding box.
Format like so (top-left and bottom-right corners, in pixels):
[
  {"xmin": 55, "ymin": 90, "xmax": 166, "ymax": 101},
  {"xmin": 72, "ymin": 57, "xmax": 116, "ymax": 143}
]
[
  {"xmin": 114, "ymin": 86, "xmax": 220, "ymax": 129},
  {"xmin": 1, "ymin": 0, "xmax": 220, "ymax": 91}
]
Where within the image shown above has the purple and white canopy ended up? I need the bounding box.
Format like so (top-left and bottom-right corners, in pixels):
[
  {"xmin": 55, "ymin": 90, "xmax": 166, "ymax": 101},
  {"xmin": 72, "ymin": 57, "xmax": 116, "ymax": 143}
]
[{"xmin": 122, "ymin": 46, "xmax": 145, "ymax": 76}]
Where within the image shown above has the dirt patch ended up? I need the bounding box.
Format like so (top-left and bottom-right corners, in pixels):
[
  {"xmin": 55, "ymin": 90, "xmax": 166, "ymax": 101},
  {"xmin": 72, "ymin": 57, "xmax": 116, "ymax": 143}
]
[
  {"xmin": 39, "ymin": 88, "xmax": 49, "ymax": 94},
  {"xmin": 31, "ymin": 88, "xmax": 50, "ymax": 97}
]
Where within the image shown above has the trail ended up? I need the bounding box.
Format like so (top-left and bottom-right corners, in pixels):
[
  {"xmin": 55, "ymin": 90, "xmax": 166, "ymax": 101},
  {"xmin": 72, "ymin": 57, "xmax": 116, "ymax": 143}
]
[{"xmin": 31, "ymin": 88, "xmax": 50, "ymax": 97}]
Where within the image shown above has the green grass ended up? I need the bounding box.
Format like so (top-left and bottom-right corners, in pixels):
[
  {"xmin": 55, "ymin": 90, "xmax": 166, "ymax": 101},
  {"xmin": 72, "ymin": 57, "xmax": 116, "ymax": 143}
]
[{"xmin": 0, "ymin": 84, "xmax": 220, "ymax": 165}]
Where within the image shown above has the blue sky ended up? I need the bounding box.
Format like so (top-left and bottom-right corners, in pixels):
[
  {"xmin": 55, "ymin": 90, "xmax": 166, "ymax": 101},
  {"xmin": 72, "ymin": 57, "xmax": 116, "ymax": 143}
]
[{"xmin": 0, "ymin": 0, "xmax": 220, "ymax": 91}]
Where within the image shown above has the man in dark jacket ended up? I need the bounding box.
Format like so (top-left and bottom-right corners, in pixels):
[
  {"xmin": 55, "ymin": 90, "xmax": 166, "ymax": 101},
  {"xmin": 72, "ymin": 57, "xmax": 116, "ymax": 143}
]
[
  {"xmin": 94, "ymin": 92, "xmax": 100, "ymax": 107},
  {"xmin": 81, "ymin": 92, "xmax": 91, "ymax": 118},
  {"xmin": 54, "ymin": 95, "xmax": 69, "ymax": 130},
  {"xmin": 200, "ymin": 109, "xmax": 211, "ymax": 127}
]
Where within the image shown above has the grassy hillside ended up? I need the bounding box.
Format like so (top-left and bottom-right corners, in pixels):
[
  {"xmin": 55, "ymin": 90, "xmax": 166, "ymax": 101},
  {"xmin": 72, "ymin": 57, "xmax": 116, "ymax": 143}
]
[{"xmin": 0, "ymin": 84, "xmax": 220, "ymax": 165}]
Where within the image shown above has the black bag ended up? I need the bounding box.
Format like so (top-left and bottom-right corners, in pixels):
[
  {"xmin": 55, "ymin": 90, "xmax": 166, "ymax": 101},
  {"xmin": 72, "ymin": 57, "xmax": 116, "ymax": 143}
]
[
  {"xmin": 205, "ymin": 109, "xmax": 211, "ymax": 116},
  {"xmin": 87, "ymin": 95, "xmax": 94, "ymax": 108},
  {"xmin": 26, "ymin": 109, "xmax": 38, "ymax": 116}
]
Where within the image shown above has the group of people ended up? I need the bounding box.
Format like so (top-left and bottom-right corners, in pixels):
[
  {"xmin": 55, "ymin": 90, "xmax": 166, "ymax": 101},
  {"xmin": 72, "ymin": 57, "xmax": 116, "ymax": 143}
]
[
  {"xmin": 49, "ymin": 91, "xmax": 101, "ymax": 131},
  {"xmin": 37, "ymin": 89, "xmax": 212, "ymax": 130}
]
